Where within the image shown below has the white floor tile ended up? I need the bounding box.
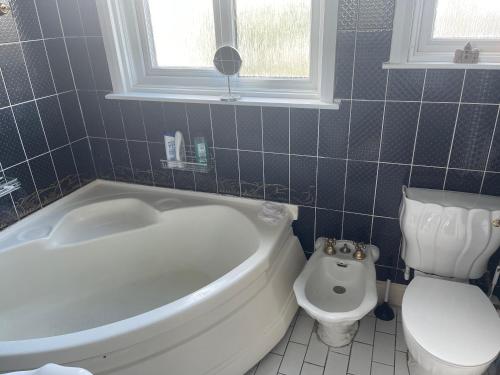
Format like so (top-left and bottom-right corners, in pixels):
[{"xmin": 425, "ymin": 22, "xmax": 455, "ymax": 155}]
[
  {"xmin": 300, "ymin": 363, "xmax": 324, "ymax": 375},
  {"xmin": 376, "ymin": 318, "xmax": 396, "ymax": 335},
  {"xmin": 394, "ymin": 351, "xmax": 409, "ymax": 375},
  {"xmin": 273, "ymin": 325, "xmax": 293, "ymax": 355},
  {"xmin": 395, "ymin": 323, "xmax": 407, "ymax": 353},
  {"xmin": 348, "ymin": 342, "xmax": 373, "ymax": 375},
  {"xmin": 255, "ymin": 353, "xmax": 282, "ymax": 375},
  {"xmin": 371, "ymin": 362, "xmax": 394, "ymax": 375},
  {"xmin": 280, "ymin": 342, "xmax": 307, "ymax": 375},
  {"xmin": 330, "ymin": 342, "xmax": 351, "ymax": 356},
  {"xmin": 304, "ymin": 331, "xmax": 329, "ymax": 366},
  {"xmin": 290, "ymin": 314, "xmax": 315, "ymax": 345},
  {"xmin": 324, "ymin": 351, "xmax": 349, "ymax": 375},
  {"xmin": 373, "ymin": 332, "xmax": 395, "ymax": 366},
  {"xmin": 354, "ymin": 316, "xmax": 376, "ymax": 345}
]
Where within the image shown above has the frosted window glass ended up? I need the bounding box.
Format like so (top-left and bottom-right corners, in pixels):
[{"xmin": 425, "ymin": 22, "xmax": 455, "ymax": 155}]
[
  {"xmin": 147, "ymin": 0, "xmax": 216, "ymax": 68},
  {"xmin": 433, "ymin": 0, "xmax": 500, "ymax": 39},
  {"xmin": 236, "ymin": 0, "xmax": 311, "ymax": 78}
]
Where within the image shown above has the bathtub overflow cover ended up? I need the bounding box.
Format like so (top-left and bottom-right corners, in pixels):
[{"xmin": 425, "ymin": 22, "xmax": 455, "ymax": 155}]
[{"xmin": 333, "ymin": 286, "xmax": 346, "ymax": 294}]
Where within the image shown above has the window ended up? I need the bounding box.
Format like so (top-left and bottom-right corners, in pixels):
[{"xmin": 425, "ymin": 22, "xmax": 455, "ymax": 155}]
[
  {"xmin": 97, "ymin": 0, "xmax": 338, "ymax": 105},
  {"xmin": 388, "ymin": 0, "xmax": 500, "ymax": 68}
]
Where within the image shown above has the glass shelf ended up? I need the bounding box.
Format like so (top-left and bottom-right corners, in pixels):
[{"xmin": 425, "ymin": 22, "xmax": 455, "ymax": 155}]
[
  {"xmin": 0, "ymin": 177, "xmax": 21, "ymax": 199},
  {"xmin": 160, "ymin": 146, "xmax": 214, "ymax": 174}
]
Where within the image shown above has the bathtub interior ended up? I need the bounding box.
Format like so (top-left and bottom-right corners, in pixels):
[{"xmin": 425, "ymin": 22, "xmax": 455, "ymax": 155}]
[{"xmin": 0, "ymin": 199, "xmax": 261, "ymax": 341}]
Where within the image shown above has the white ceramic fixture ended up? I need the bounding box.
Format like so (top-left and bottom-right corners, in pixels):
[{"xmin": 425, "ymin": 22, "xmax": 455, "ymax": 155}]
[
  {"xmin": 5, "ymin": 364, "xmax": 92, "ymax": 375},
  {"xmin": 400, "ymin": 187, "xmax": 500, "ymax": 375},
  {"xmin": 0, "ymin": 181, "xmax": 306, "ymax": 375},
  {"xmin": 293, "ymin": 239, "xmax": 379, "ymax": 347}
]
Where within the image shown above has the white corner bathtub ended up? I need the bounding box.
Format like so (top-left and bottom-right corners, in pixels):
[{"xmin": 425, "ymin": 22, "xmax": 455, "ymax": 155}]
[{"xmin": 0, "ymin": 181, "xmax": 306, "ymax": 375}]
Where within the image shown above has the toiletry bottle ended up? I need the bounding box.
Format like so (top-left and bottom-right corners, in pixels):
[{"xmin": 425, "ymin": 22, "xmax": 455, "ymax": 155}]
[
  {"xmin": 175, "ymin": 131, "xmax": 186, "ymax": 162},
  {"xmin": 194, "ymin": 136, "xmax": 208, "ymax": 164},
  {"xmin": 164, "ymin": 133, "xmax": 176, "ymax": 161}
]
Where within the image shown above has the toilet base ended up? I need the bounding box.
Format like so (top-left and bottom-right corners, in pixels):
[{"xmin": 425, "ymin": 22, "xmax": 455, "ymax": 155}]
[{"xmin": 317, "ymin": 320, "xmax": 359, "ymax": 347}]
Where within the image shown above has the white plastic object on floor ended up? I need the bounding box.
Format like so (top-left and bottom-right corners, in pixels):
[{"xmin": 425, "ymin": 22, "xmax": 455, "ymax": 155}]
[
  {"xmin": 293, "ymin": 238, "xmax": 378, "ymax": 347},
  {"xmin": 5, "ymin": 364, "xmax": 92, "ymax": 375}
]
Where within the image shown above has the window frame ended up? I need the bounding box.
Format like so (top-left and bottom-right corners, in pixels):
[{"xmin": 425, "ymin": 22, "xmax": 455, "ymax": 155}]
[
  {"xmin": 96, "ymin": 0, "xmax": 339, "ymax": 104},
  {"xmin": 387, "ymin": 0, "xmax": 500, "ymax": 69}
]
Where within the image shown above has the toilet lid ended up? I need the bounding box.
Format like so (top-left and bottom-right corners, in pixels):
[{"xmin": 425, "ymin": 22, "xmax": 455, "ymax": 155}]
[{"xmin": 403, "ymin": 277, "xmax": 500, "ymax": 367}]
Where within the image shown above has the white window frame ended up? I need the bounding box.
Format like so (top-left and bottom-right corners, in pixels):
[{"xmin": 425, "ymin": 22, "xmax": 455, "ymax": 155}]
[
  {"xmin": 386, "ymin": 0, "xmax": 500, "ymax": 69},
  {"xmin": 96, "ymin": 0, "xmax": 339, "ymax": 107}
]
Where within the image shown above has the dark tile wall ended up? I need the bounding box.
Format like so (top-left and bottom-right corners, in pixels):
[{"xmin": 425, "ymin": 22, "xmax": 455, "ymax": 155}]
[{"xmin": 0, "ymin": 0, "xmax": 96, "ymax": 230}]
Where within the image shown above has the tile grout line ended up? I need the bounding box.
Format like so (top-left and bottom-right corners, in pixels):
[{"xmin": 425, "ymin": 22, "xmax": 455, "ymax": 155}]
[
  {"xmin": 480, "ymin": 104, "xmax": 500, "ymax": 193},
  {"xmin": 233, "ymin": 105, "xmax": 242, "ymax": 197},
  {"xmin": 208, "ymin": 104, "xmax": 219, "ymax": 194}
]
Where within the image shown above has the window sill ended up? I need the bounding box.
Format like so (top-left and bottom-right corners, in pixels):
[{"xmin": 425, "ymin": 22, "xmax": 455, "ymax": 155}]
[
  {"xmin": 383, "ymin": 62, "xmax": 500, "ymax": 70},
  {"xmin": 105, "ymin": 92, "xmax": 340, "ymax": 110}
]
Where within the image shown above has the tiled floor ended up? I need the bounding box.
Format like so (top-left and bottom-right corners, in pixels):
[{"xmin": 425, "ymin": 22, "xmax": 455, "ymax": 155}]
[{"xmin": 245, "ymin": 307, "xmax": 499, "ymax": 375}]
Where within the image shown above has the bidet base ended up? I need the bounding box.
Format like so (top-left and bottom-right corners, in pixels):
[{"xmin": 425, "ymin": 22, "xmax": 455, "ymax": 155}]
[{"xmin": 317, "ymin": 320, "xmax": 359, "ymax": 347}]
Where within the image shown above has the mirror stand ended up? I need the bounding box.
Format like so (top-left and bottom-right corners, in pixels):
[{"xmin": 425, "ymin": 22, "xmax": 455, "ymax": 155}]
[{"xmin": 221, "ymin": 76, "xmax": 240, "ymax": 102}]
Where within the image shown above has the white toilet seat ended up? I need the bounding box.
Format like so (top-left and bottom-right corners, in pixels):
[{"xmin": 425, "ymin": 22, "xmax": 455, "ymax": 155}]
[{"xmin": 402, "ymin": 277, "xmax": 500, "ymax": 374}]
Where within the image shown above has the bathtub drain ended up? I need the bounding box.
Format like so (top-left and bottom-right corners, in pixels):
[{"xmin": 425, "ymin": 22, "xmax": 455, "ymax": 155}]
[{"xmin": 333, "ymin": 286, "xmax": 346, "ymax": 294}]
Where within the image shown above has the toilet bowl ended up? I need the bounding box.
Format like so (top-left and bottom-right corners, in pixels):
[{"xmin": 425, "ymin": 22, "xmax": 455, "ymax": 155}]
[
  {"xmin": 402, "ymin": 276, "xmax": 500, "ymax": 375},
  {"xmin": 293, "ymin": 239, "xmax": 378, "ymax": 347}
]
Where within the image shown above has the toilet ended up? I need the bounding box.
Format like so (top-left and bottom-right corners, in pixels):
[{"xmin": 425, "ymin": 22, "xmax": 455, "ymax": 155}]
[
  {"xmin": 293, "ymin": 239, "xmax": 379, "ymax": 347},
  {"xmin": 399, "ymin": 187, "xmax": 500, "ymax": 375}
]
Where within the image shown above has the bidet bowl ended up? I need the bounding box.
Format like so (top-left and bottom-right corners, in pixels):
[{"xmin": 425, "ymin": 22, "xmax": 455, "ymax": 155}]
[{"xmin": 293, "ymin": 240, "xmax": 378, "ymax": 347}]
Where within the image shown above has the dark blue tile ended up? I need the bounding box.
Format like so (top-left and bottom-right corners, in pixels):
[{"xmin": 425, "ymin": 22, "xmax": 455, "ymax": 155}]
[
  {"xmin": 481, "ymin": 172, "xmax": 500, "ymax": 196},
  {"xmin": 13, "ymin": 102, "xmax": 48, "ymax": 159},
  {"xmin": 449, "ymin": 104, "xmax": 497, "ymax": 170},
  {"xmin": 374, "ymin": 163, "xmax": 410, "ymax": 218},
  {"xmin": 343, "ymin": 212, "xmax": 371, "ymax": 243},
  {"xmin": 358, "ymin": 0, "xmax": 394, "ymax": 30},
  {"xmin": 120, "ymin": 101, "xmax": 146, "ymax": 141},
  {"xmin": 352, "ymin": 30, "xmax": 391, "ymax": 100},
  {"xmin": 290, "ymin": 108, "xmax": 318, "ymax": 156},
  {"xmin": 239, "ymin": 151, "xmax": 264, "ymax": 199},
  {"xmin": 35, "ymin": 0, "xmax": 62, "ymax": 38},
  {"xmin": 376, "ymin": 265, "xmax": 397, "ymax": 282},
  {"xmin": 11, "ymin": 0, "xmax": 42, "ymax": 41},
  {"xmin": 318, "ymin": 101, "xmax": 350, "ymax": 158},
  {"xmin": 334, "ymin": 31, "xmax": 355, "ymax": 99},
  {"xmin": 72, "ymin": 138, "xmax": 96, "ymax": 184},
  {"xmin": 236, "ymin": 106, "xmax": 262, "ymax": 151},
  {"xmin": 344, "ymin": 161, "xmax": 377, "ymax": 214},
  {"xmin": 316, "ymin": 157, "xmax": 346, "ymax": 210},
  {"xmin": 338, "ymin": 0, "xmax": 359, "ymax": 31},
  {"xmin": 52, "ymin": 145, "xmax": 80, "ymax": 195},
  {"xmin": 22, "ymin": 40, "xmax": 56, "ymax": 98},
  {"xmin": 98, "ymin": 93, "xmax": 125, "ymax": 139},
  {"xmin": 212, "ymin": 104, "xmax": 237, "ymax": 148},
  {"xmin": 148, "ymin": 142, "xmax": 174, "ymax": 188},
  {"xmin": 413, "ymin": 103, "xmax": 458, "ymax": 167},
  {"xmin": 163, "ymin": 102, "xmax": 189, "ymax": 139},
  {"xmin": 315, "ymin": 209, "xmax": 343, "ymax": 240},
  {"xmin": 293, "ymin": 206, "xmax": 315, "ymax": 252},
  {"xmin": 462, "ymin": 70, "xmax": 500, "ymax": 104},
  {"xmin": 29, "ymin": 153, "xmax": 61, "ymax": 206},
  {"xmin": 0, "ymin": 108, "xmax": 25, "ymax": 168},
  {"xmin": 445, "ymin": 169, "xmax": 482, "ymax": 194},
  {"xmin": 59, "ymin": 91, "xmax": 86, "ymax": 141},
  {"xmin": 57, "ymin": 0, "xmax": 83, "ymax": 36},
  {"xmin": 66, "ymin": 37, "xmax": 95, "ymax": 90},
  {"xmin": 423, "ymin": 69, "xmax": 464, "ymax": 102},
  {"xmin": 380, "ymin": 101, "xmax": 420, "ymax": 164},
  {"xmin": 186, "ymin": 104, "xmax": 212, "ymax": 147},
  {"xmin": 387, "ymin": 69, "xmax": 425, "ymax": 101},
  {"xmin": 90, "ymin": 137, "xmax": 114, "ymax": 180},
  {"xmin": 128, "ymin": 141, "xmax": 153, "ymax": 185},
  {"xmin": 410, "ymin": 166, "xmax": 445, "ymax": 190},
  {"xmin": 0, "ymin": 44, "xmax": 33, "ymax": 104},
  {"xmin": 264, "ymin": 152, "xmax": 289, "ymax": 203},
  {"xmin": 78, "ymin": 91, "xmax": 105, "ymax": 138},
  {"xmin": 348, "ymin": 101, "xmax": 384, "ymax": 161},
  {"xmin": 5, "ymin": 162, "xmax": 41, "ymax": 218},
  {"xmin": 108, "ymin": 139, "xmax": 133, "ymax": 183},
  {"xmin": 37, "ymin": 96, "xmax": 69, "ymax": 149},
  {"xmin": 215, "ymin": 148, "xmax": 239, "ymax": 196},
  {"xmin": 173, "ymin": 170, "xmax": 195, "ymax": 190},
  {"xmin": 0, "ymin": 73, "xmax": 8, "ymax": 108},
  {"xmin": 86, "ymin": 37, "xmax": 112, "ymax": 91},
  {"xmin": 0, "ymin": 195, "xmax": 18, "ymax": 230},
  {"xmin": 194, "ymin": 169, "xmax": 217, "ymax": 194},
  {"xmin": 0, "ymin": 3, "xmax": 19, "ymax": 43},
  {"xmin": 45, "ymin": 38, "xmax": 74, "ymax": 92},
  {"xmin": 290, "ymin": 156, "xmax": 316, "ymax": 206},
  {"xmin": 371, "ymin": 217, "xmax": 400, "ymax": 268},
  {"xmin": 262, "ymin": 107, "xmax": 289, "ymax": 153},
  {"xmin": 488, "ymin": 125, "xmax": 500, "ymax": 173},
  {"xmin": 78, "ymin": 0, "xmax": 101, "ymax": 36},
  {"xmin": 141, "ymin": 101, "xmax": 164, "ymax": 142}
]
